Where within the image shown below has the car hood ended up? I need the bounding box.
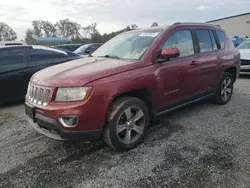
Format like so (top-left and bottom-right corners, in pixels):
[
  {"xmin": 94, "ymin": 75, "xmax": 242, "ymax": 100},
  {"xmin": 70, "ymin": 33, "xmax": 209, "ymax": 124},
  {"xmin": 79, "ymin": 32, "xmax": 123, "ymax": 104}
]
[
  {"xmin": 239, "ymin": 49, "xmax": 250, "ymax": 60},
  {"xmin": 31, "ymin": 57, "xmax": 141, "ymax": 87}
]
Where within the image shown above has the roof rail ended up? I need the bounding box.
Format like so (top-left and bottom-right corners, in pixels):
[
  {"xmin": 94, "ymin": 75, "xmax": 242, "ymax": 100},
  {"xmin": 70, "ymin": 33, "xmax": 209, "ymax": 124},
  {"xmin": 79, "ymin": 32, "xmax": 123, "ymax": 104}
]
[
  {"xmin": 172, "ymin": 22, "xmax": 221, "ymax": 27},
  {"xmin": 172, "ymin": 22, "xmax": 181, "ymax": 25}
]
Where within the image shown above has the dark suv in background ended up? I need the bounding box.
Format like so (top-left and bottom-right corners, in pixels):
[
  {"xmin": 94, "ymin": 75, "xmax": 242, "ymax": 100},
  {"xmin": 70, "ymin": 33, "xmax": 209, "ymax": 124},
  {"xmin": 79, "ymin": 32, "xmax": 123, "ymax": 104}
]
[
  {"xmin": 74, "ymin": 43, "xmax": 102, "ymax": 56},
  {"xmin": 0, "ymin": 45, "xmax": 81, "ymax": 103},
  {"xmin": 52, "ymin": 44, "xmax": 82, "ymax": 52}
]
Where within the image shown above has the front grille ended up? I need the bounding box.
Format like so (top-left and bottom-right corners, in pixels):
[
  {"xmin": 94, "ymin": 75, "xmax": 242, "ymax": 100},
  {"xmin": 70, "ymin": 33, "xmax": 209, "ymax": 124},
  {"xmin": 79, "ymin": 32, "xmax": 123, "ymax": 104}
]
[
  {"xmin": 240, "ymin": 69, "xmax": 250, "ymax": 72},
  {"xmin": 26, "ymin": 83, "xmax": 52, "ymax": 106},
  {"xmin": 241, "ymin": 59, "xmax": 250, "ymax": 66}
]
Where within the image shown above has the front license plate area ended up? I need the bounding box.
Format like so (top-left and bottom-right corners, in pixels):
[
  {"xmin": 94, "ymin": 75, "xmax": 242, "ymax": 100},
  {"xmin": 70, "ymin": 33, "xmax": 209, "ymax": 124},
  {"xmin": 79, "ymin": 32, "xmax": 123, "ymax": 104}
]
[{"xmin": 25, "ymin": 102, "xmax": 36, "ymax": 122}]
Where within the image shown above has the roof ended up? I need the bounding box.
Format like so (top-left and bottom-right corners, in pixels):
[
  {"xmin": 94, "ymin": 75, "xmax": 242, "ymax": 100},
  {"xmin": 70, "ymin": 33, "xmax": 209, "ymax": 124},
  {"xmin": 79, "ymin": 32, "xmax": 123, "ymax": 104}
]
[
  {"xmin": 32, "ymin": 36, "xmax": 72, "ymax": 43},
  {"xmin": 207, "ymin": 12, "xmax": 250, "ymax": 23}
]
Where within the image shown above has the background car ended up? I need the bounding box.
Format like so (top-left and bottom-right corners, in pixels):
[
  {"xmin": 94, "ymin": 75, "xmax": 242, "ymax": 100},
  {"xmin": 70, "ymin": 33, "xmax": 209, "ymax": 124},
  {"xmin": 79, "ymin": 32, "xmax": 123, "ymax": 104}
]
[
  {"xmin": 0, "ymin": 45, "xmax": 81, "ymax": 103},
  {"xmin": 231, "ymin": 36, "xmax": 248, "ymax": 47},
  {"xmin": 52, "ymin": 44, "xmax": 82, "ymax": 52},
  {"xmin": 51, "ymin": 46, "xmax": 82, "ymax": 57},
  {"xmin": 237, "ymin": 39, "xmax": 250, "ymax": 74},
  {"xmin": 74, "ymin": 43, "xmax": 102, "ymax": 56}
]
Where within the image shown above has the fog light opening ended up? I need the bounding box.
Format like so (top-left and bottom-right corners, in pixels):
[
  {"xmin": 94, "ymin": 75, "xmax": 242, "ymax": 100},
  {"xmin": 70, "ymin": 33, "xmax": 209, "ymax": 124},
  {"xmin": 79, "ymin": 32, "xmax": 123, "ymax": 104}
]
[{"xmin": 59, "ymin": 115, "xmax": 78, "ymax": 127}]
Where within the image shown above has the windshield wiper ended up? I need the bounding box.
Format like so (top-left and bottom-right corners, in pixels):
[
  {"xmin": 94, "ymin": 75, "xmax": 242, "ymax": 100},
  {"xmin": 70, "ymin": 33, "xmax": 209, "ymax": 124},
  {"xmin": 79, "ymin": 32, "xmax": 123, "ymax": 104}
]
[{"xmin": 102, "ymin": 54, "xmax": 122, "ymax": 59}]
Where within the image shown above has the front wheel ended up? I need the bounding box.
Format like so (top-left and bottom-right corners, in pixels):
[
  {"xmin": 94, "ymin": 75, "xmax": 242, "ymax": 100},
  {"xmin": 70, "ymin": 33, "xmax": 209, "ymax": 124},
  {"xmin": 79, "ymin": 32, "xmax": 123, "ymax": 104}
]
[
  {"xmin": 103, "ymin": 97, "xmax": 150, "ymax": 151},
  {"xmin": 215, "ymin": 72, "xmax": 234, "ymax": 105}
]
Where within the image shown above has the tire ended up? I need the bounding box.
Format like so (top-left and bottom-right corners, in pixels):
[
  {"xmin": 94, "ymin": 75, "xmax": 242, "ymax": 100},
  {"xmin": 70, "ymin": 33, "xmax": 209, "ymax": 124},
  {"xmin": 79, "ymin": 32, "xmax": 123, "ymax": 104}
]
[
  {"xmin": 215, "ymin": 72, "xmax": 234, "ymax": 105},
  {"xmin": 103, "ymin": 97, "xmax": 150, "ymax": 151}
]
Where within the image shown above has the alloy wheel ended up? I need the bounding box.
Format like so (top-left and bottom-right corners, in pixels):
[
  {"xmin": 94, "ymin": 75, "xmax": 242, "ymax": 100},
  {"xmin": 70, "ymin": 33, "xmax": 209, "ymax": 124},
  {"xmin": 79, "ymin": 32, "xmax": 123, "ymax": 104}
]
[
  {"xmin": 116, "ymin": 106, "xmax": 145, "ymax": 145},
  {"xmin": 221, "ymin": 77, "xmax": 233, "ymax": 103}
]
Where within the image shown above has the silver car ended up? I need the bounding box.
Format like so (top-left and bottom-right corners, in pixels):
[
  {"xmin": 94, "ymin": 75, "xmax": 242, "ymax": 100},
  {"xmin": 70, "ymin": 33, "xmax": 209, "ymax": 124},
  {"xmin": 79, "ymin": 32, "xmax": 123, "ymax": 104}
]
[{"xmin": 237, "ymin": 38, "xmax": 250, "ymax": 75}]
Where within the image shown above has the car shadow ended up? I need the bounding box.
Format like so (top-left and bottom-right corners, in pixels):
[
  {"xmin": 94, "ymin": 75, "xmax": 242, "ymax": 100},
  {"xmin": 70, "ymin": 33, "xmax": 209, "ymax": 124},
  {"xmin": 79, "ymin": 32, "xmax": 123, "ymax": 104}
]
[{"xmin": 0, "ymin": 99, "xmax": 24, "ymax": 108}]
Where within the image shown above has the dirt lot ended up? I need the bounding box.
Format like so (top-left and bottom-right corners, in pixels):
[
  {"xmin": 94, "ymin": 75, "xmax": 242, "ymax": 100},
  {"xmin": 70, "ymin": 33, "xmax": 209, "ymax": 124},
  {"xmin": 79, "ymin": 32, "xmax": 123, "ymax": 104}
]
[{"xmin": 0, "ymin": 77, "xmax": 250, "ymax": 188}]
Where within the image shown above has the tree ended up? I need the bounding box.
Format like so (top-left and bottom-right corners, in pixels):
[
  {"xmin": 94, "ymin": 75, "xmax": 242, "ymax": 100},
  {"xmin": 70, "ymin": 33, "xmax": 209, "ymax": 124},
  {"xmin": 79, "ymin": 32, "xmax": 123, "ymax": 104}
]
[
  {"xmin": 125, "ymin": 26, "xmax": 131, "ymax": 31},
  {"xmin": 55, "ymin": 19, "xmax": 81, "ymax": 39},
  {"xmin": 130, "ymin": 24, "xmax": 138, "ymax": 29},
  {"xmin": 32, "ymin": 20, "xmax": 43, "ymax": 37},
  {"xmin": 91, "ymin": 32, "xmax": 103, "ymax": 43},
  {"xmin": 0, "ymin": 22, "xmax": 17, "ymax": 41},
  {"xmin": 25, "ymin": 29, "xmax": 35, "ymax": 44},
  {"xmin": 31, "ymin": 20, "xmax": 57, "ymax": 37},
  {"xmin": 41, "ymin": 21, "xmax": 57, "ymax": 37},
  {"xmin": 151, "ymin": 22, "xmax": 159, "ymax": 27},
  {"xmin": 82, "ymin": 23, "xmax": 99, "ymax": 38},
  {"xmin": 24, "ymin": 19, "xmax": 141, "ymax": 45}
]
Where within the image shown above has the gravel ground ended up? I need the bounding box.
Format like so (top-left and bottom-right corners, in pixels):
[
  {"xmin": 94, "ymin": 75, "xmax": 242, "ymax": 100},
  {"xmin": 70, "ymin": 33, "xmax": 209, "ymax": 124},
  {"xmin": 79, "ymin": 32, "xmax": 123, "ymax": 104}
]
[{"xmin": 0, "ymin": 77, "xmax": 250, "ymax": 188}]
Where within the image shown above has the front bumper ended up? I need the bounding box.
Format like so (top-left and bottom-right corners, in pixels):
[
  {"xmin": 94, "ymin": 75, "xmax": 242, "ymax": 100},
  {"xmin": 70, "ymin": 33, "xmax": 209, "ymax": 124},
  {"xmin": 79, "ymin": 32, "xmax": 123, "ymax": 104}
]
[
  {"xmin": 27, "ymin": 113, "xmax": 102, "ymax": 141},
  {"xmin": 25, "ymin": 101, "xmax": 103, "ymax": 141},
  {"xmin": 240, "ymin": 65, "xmax": 250, "ymax": 75}
]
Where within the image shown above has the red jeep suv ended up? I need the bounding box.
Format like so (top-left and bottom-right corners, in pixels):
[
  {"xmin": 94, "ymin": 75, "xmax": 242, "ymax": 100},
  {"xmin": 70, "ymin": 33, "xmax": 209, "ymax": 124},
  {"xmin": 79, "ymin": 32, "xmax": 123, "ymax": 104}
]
[{"xmin": 25, "ymin": 23, "xmax": 240, "ymax": 151}]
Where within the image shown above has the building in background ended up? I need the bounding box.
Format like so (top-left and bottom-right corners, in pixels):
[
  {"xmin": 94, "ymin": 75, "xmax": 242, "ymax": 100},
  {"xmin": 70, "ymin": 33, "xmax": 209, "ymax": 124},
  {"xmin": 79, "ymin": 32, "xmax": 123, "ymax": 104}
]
[{"xmin": 207, "ymin": 12, "xmax": 250, "ymax": 37}]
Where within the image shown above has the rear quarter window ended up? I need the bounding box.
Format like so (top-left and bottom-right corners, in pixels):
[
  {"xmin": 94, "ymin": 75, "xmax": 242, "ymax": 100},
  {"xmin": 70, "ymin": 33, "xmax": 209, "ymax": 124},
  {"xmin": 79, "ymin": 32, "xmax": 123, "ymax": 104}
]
[
  {"xmin": 216, "ymin": 30, "xmax": 226, "ymax": 49},
  {"xmin": 209, "ymin": 30, "xmax": 218, "ymax": 50},
  {"xmin": 0, "ymin": 48, "xmax": 24, "ymax": 66}
]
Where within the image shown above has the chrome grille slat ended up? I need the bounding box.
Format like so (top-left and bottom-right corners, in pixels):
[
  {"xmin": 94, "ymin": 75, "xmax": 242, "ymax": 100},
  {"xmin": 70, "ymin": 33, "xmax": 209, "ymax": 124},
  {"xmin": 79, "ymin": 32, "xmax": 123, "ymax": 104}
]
[
  {"xmin": 44, "ymin": 90, "xmax": 51, "ymax": 105},
  {"xmin": 30, "ymin": 85, "xmax": 34, "ymax": 101},
  {"xmin": 38, "ymin": 88, "xmax": 44, "ymax": 104},
  {"xmin": 27, "ymin": 83, "xmax": 51, "ymax": 106},
  {"xmin": 33, "ymin": 87, "xmax": 38, "ymax": 103}
]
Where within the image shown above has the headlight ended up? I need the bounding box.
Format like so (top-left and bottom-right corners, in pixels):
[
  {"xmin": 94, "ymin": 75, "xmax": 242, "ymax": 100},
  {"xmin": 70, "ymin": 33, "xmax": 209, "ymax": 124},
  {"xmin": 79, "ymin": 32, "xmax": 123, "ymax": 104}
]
[{"xmin": 55, "ymin": 87, "xmax": 92, "ymax": 102}]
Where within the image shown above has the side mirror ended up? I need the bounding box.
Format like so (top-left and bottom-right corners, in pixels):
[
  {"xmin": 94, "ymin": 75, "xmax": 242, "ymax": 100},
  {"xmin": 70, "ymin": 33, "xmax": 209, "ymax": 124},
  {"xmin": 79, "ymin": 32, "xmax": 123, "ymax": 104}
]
[{"xmin": 159, "ymin": 48, "xmax": 180, "ymax": 60}]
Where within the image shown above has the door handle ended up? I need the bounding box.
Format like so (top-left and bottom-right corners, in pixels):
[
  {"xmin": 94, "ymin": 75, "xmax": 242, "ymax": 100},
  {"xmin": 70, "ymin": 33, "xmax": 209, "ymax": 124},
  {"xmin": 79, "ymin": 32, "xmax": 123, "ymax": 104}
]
[{"xmin": 190, "ymin": 60, "xmax": 198, "ymax": 66}]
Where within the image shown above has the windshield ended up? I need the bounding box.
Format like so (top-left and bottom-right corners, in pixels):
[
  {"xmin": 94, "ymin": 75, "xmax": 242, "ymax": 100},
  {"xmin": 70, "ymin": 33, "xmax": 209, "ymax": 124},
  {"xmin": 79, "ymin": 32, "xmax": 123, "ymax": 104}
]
[
  {"xmin": 74, "ymin": 44, "xmax": 90, "ymax": 53},
  {"xmin": 237, "ymin": 39, "xmax": 250, "ymax": 49},
  {"xmin": 92, "ymin": 30, "xmax": 162, "ymax": 60}
]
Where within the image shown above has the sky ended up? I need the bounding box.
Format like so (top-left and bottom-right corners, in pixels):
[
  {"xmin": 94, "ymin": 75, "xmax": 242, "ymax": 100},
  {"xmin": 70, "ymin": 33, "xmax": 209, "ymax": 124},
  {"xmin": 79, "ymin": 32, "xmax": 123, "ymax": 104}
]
[{"xmin": 0, "ymin": 0, "xmax": 250, "ymax": 40}]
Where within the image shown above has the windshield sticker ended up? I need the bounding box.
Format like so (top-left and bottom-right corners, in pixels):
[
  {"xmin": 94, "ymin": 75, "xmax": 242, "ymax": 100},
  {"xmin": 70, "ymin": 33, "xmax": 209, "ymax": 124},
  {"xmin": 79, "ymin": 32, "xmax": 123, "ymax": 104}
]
[{"xmin": 139, "ymin": 32, "xmax": 159, "ymax": 37}]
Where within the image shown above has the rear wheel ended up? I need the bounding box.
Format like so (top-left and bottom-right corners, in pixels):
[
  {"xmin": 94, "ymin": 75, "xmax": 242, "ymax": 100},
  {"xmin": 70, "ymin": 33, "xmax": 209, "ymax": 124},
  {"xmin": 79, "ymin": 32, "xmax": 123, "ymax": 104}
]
[
  {"xmin": 215, "ymin": 72, "xmax": 234, "ymax": 105},
  {"xmin": 103, "ymin": 97, "xmax": 150, "ymax": 151}
]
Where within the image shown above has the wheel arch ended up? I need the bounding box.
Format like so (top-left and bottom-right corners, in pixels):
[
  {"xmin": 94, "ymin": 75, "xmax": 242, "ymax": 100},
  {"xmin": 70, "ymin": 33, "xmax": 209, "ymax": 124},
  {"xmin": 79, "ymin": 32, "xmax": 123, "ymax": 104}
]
[
  {"xmin": 224, "ymin": 66, "xmax": 237, "ymax": 82},
  {"xmin": 106, "ymin": 88, "xmax": 154, "ymax": 122}
]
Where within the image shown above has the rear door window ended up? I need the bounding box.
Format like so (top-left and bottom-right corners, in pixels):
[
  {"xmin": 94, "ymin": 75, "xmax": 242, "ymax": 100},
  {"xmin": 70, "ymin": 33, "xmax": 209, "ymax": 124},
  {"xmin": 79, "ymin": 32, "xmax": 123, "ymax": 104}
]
[
  {"xmin": 215, "ymin": 30, "xmax": 226, "ymax": 49},
  {"xmin": 0, "ymin": 48, "xmax": 25, "ymax": 66},
  {"xmin": 195, "ymin": 29, "xmax": 213, "ymax": 53},
  {"xmin": 27, "ymin": 49, "xmax": 55, "ymax": 64}
]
